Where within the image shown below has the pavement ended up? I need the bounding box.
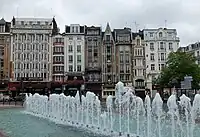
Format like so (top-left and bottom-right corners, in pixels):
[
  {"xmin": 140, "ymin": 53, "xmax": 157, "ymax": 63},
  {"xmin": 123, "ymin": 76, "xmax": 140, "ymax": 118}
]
[{"xmin": 0, "ymin": 105, "xmax": 23, "ymax": 109}]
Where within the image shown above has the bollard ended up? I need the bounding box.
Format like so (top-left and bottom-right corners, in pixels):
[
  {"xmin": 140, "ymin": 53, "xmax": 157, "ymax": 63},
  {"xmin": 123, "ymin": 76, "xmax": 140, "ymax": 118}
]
[{"xmin": 3, "ymin": 98, "xmax": 4, "ymax": 105}]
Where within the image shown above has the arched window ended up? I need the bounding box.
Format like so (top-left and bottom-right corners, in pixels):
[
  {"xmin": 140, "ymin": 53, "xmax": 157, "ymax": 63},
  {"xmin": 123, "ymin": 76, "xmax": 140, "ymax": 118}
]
[{"xmin": 159, "ymin": 32, "xmax": 163, "ymax": 37}]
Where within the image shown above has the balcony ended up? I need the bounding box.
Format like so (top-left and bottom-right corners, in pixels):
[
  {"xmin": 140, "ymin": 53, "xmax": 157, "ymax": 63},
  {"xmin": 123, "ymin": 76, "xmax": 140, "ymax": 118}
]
[
  {"xmin": 85, "ymin": 66, "xmax": 101, "ymax": 72},
  {"xmin": 158, "ymin": 48, "xmax": 166, "ymax": 52},
  {"xmin": 115, "ymin": 40, "xmax": 131, "ymax": 45},
  {"xmin": 53, "ymin": 61, "xmax": 64, "ymax": 64},
  {"xmin": 53, "ymin": 52, "xmax": 64, "ymax": 55},
  {"xmin": 53, "ymin": 42, "xmax": 64, "ymax": 46},
  {"xmin": 103, "ymin": 40, "xmax": 114, "ymax": 44},
  {"xmin": 52, "ymin": 70, "xmax": 64, "ymax": 74}
]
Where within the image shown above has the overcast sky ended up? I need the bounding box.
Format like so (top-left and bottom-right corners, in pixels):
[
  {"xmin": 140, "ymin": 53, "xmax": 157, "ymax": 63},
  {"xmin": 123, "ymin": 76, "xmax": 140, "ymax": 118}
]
[{"xmin": 0, "ymin": 0, "xmax": 200, "ymax": 46}]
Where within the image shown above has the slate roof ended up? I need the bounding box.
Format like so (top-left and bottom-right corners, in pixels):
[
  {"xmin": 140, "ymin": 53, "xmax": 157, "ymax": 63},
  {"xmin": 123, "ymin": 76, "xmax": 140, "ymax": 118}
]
[{"xmin": 0, "ymin": 18, "xmax": 6, "ymax": 25}]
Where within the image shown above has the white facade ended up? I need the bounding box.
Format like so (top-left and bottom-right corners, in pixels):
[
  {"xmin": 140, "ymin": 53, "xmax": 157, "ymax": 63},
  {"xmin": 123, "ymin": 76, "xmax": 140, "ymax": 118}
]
[
  {"xmin": 10, "ymin": 18, "xmax": 54, "ymax": 81},
  {"xmin": 52, "ymin": 34, "xmax": 64, "ymax": 82},
  {"xmin": 144, "ymin": 28, "xmax": 180, "ymax": 91},
  {"xmin": 64, "ymin": 24, "xmax": 85, "ymax": 73},
  {"xmin": 179, "ymin": 42, "xmax": 200, "ymax": 65}
]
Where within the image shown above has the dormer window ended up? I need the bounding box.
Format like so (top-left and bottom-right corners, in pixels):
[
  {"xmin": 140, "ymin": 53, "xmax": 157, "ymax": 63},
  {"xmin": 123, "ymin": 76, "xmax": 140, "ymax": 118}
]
[
  {"xmin": 0, "ymin": 25, "xmax": 5, "ymax": 32},
  {"xmin": 136, "ymin": 39, "xmax": 140, "ymax": 45},
  {"xmin": 106, "ymin": 35, "xmax": 110, "ymax": 41},
  {"xmin": 21, "ymin": 21, "xmax": 24, "ymax": 25},
  {"xmin": 72, "ymin": 27, "xmax": 74, "ymax": 33},
  {"xmin": 159, "ymin": 32, "xmax": 163, "ymax": 37}
]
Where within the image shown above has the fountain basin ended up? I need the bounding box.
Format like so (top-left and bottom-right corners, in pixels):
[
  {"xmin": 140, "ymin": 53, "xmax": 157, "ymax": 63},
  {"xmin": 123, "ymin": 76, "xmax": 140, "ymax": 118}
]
[{"xmin": 0, "ymin": 108, "xmax": 109, "ymax": 137}]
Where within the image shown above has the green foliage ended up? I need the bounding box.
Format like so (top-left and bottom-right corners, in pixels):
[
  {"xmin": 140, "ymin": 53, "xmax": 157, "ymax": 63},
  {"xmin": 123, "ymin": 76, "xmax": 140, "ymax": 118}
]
[{"xmin": 157, "ymin": 51, "xmax": 200, "ymax": 89}]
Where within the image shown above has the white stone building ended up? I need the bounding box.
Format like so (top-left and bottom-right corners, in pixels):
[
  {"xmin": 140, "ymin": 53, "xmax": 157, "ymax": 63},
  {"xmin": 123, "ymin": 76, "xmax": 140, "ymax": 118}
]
[
  {"xmin": 10, "ymin": 17, "xmax": 58, "ymax": 81},
  {"xmin": 143, "ymin": 28, "xmax": 180, "ymax": 92},
  {"xmin": 178, "ymin": 42, "xmax": 200, "ymax": 65},
  {"xmin": 64, "ymin": 24, "xmax": 85, "ymax": 74}
]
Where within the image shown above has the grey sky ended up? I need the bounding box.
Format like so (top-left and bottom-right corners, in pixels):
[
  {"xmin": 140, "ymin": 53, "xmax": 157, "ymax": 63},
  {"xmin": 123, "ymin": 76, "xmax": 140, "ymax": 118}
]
[{"xmin": 0, "ymin": 0, "xmax": 200, "ymax": 46}]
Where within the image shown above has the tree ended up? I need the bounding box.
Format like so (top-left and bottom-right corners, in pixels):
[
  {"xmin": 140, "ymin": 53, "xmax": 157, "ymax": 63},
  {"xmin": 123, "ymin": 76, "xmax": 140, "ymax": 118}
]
[{"xmin": 157, "ymin": 51, "xmax": 200, "ymax": 89}]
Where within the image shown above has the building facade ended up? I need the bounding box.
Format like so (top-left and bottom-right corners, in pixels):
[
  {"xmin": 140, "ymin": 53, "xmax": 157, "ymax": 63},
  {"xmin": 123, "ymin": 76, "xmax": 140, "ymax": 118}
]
[
  {"xmin": 84, "ymin": 26, "xmax": 102, "ymax": 98},
  {"xmin": 132, "ymin": 31, "xmax": 146, "ymax": 97},
  {"xmin": 64, "ymin": 24, "xmax": 85, "ymax": 96},
  {"xmin": 101, "ymin": 23, "xmax": 116, "ymax": 99},
  {"xmin": 114, "ymin": 27, "xmax": 133, "ymax": 85},
  {"xmin": 178, "ymin": 42, "xmax": 200, "ymax": 65},
  {"xmin": 10, "ymin": 17, "xmax": 58, "ymax": 92},
  {"xmin": 144, "ymin": 28, "xmax": 180, "ymax": 92},
  {"xmin": 51, "ymin": 34, "xmax": 65, "ymax": 92},
  {"xmin": 0, "ymin": 18, "xmax": 11, "ymax": 89}
]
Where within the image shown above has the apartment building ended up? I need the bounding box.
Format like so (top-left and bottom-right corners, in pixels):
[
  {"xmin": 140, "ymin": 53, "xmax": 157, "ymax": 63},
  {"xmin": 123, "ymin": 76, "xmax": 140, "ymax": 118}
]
[
  {"xmin": 101, "ymin": 23, "xmax": 116, "ymax": 99},
  {"xmin": 132, "ymin": 30, "xmax": 146, "ymax": 97},
  {"xmin": 114, "ymin": 27, "xmax": 132, "ymax": 85},
  {"xmin": 64, "ymin": 24, "xmax": 85, "ymax": 94},
  {"xmin": 10, "ymin": 17, "xmax": 58, "ymax": 92},
  {"xmin": 144, "ymin": 28, "xmax": 180, "ymax": 92},
  {"xmin": 0, "ymin": 18, "xmax": 11, "ymax": 80},
  {"xmin": 178, "ymin": 42, "xmax": 200, "ymax": 65},
  {"xmin": 85, "ymin": 26, "xmax": 102, "ymax": 98},
  {"xmin": 52, "ymin": 34, "xmax": 65, "ymax": 82}
]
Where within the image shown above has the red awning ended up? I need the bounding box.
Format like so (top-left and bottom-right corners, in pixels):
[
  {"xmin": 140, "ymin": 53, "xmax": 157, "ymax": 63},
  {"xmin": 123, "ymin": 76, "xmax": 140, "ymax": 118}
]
[{"xmin": 9, "ymin": 87, "xmax": 17, "ymax": 91}]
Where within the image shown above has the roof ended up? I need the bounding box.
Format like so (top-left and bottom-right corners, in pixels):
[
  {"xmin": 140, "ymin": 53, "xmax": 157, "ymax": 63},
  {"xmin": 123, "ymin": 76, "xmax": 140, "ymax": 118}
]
[
  {"xmin": 114, "ymin": 27, "xmax": 131, "ymax": 34},
  {"xmin": 0, "ymin": 18, "xmax": 6, "ymax": 25}
]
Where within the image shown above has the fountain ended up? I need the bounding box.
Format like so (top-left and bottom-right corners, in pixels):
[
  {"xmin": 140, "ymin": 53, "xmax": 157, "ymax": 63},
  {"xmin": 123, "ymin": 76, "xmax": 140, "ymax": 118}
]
[{"xmin": 24, "ymin": 81, "xmax": 200, "ymax": 137}]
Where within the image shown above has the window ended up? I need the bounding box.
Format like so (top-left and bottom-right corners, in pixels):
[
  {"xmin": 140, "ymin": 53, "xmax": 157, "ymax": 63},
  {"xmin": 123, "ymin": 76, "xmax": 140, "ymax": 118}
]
[
  {"xmin": 107, "ymin": 66, "xmax": 111, "ymax": 73},
  {"xmin": 77, "ymin": 65, "xmax": 81, "ymax": 72},
  {"xmin": 69, "ymin": 65, "xmax": 73, "ymax": 72},
  {"xmin": 161, "ymin": 53, "xmax": 165, "ymax": 61},
  {"xmin": 120, "ymin": 54, "xmax": 123, "ymax": 63},
  {"xmin": 150, "ymin": 43, "xmax": 154, "ymax": 50},
  {"xmin": 68, "ymin": 55, "xmax": 73, "ymax": 63},
  {"xmin": 159, "ymin": 32, "xmax": 163, "ymax": 37},
  {"xmin": 136, "ymin": 39, "xmax": 140, "ymax": 45},
  {"xmin": 150, "ymin": 53, "xmax": 155, "ymax": 61},
  {"xmin": 150, "ymin": 33, "xmax": 153, "ymax": 37},
  {"xmin": 125, "ymin": 75, "xmax": 129, "ymax": 81},
  {"xmin": 0, "ymin": 25, "xmax": 4, "ymax": 32},
  {"xmin": 125, "ymin": 54, "xmax": 129, "ymax": 63},
  {"xmin": 169, "ymin": 43, "xmax": 173, "ymax": 50},
  {"xmin": 21, "ymin": 21, "xmax": 24, "ymax": 25},
  {"xmin": 77, "ymin": 55, "xmax": 81, "ymax": 63},
  {"xmin": 160, "ymin": 42, "xmax": 164, "ymax": 49},
  {"xmin": 94, "ymin": 52, "xmax": 98, "ymax": 57},
  {"xmin": 106, "ymin": 35, "xmax": 110, "ymax": 41},
  {"xmin": 151, "ymin": 64, "xmax": 155, "ymax": 70},
  {"xmin": 107, "ymin": 47, "xmax": 111, "ymax": 53},
  {"xmin": 126, "ymin": 65, "xmax": 129, "ymax": 73},
  {"xmin": 120, "ymin": 65, "xmax": 124, "ymax": 73},
  {"xmin": 197, "ymin": 51, "xmax": 200, "ymax": 56},
  {"xmin": 120, "ymin": 74, "xmax": 124, "ymax": 81},
  {"xmin": 77, "ymin": 45, "xmax": 81, "ymax": 52},
  {"xmin": 77, "ymin": 36, "xmax": 81, "ymax": 40},
  {"xmin": 68, "ymin": 45, "xmax": 73, "ymax": 52}
]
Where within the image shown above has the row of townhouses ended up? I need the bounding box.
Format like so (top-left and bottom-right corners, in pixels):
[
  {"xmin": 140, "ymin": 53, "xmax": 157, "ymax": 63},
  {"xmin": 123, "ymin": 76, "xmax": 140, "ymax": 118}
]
[{"xmin": 0, "ymin": 17, "xmax": 180, "ymax": 100}]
